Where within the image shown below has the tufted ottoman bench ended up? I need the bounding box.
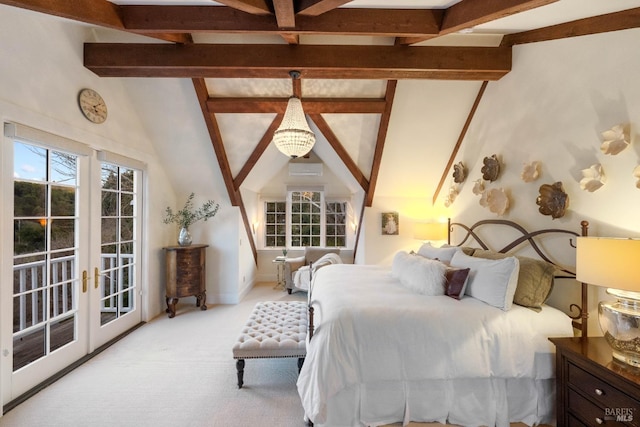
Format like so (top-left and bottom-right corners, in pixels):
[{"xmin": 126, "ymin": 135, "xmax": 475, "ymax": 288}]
[{"xmin": 232, "ymin": 301, "xmax": 307, "ymax": 388}]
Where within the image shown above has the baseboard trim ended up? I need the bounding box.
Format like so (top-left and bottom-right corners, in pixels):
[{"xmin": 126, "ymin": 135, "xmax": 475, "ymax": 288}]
[{"xmin": 3, "ymin": 322, "xmax": 146, "ymax": 415}]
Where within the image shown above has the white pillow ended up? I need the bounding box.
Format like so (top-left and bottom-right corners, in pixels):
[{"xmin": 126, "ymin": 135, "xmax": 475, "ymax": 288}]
[
  {"xmin": 416, "ymin": 242, "xmax": 461, "ymax": 264},
  {"xmin": 391, "ymin": 251, "xmax": 447, "ymax": 295},
  {"xmin": 449, "ymin": 251, "xmax": 520, "ymax": 311}
]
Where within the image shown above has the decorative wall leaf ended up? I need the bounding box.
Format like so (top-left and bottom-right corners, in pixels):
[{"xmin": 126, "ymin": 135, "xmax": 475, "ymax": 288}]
[
  {"xmin": 452, "ymin": 161, "xmax": 467, "ymax": 184},
  {"xmin": 536, "ymin": 182, "xmax": 569, "ymax": 219},
  {"xmin": 521, "ymin": 161, "xmax": 541, "ymax": 182},
  {"xmin": 486, "ymin": 188, "xmax": 510, "ymax": 216},
  {"xmin": 579, "ymin": 164, "xmax": 605, "ymax": 192},
  {"xmin": 444, "ymin": 183, "xmax": 458, "ymax": 208},
  {"xmin": 472, "ymin": 179, "xmax": 485, "ymax": 196},
  {"xmin": 601, "ymin": 124, "xmax": 630, "ymax": 155},
  {"xmin": 481, "ymin": 154, "xmax": 500, "ymax": 182}
]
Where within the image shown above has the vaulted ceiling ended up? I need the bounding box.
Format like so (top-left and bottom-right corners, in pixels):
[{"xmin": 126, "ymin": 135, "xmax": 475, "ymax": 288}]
[{"xmin": 3, "ymin": 0, "xmax": 640, "ymax": 259}]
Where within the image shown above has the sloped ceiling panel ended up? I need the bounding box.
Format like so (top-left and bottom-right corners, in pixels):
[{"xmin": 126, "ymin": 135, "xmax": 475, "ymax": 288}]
[
  {"xmin": 375, "ymin": 79, "xmax": 485, "ymax": 199},
  {"xmin": 320, "ymin": 113, "xmax": 379, "ymax": 179},
  {"xmin": 215, "ymin": 113, "xmax": 284, "ymax": 177}
]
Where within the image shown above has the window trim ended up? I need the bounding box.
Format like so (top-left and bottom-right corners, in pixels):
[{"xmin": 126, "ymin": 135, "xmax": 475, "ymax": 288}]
[{"xmin": 260, "ymin": 191, "xmax": 349, "ymax": 249}]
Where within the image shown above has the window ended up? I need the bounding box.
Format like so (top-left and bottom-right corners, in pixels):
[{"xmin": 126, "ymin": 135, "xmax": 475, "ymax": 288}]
[
  {"xmin": 325, "ymin": 201, "xmax": 346, "ymax": 247},
  {"xmin": 264, "ymin": 201, "xmax": 286, "ymax": 247},
  {"xmin": 263, "ymin": 192, "xmax": 348, "ymax": 248},
  {"xmin": 290, "ymin": 191, "xmax": 322, "ymax": 247}
]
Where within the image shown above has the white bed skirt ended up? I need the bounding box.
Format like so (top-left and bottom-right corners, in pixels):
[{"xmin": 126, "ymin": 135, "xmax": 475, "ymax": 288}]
[{"xmin": 311, "ymin": 377, "xmax": 556, "ymax": 427}]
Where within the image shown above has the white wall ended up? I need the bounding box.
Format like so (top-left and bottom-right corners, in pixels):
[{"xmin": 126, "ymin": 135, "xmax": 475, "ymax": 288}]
[
  {"xmin": 0, "ymin": 6, "xmax": 177, "ymax": 317},
  {"xmin": 357, "ymin": 28, "xmax": 640, "ymax": 335},
  {"xmin": 449, "ymin": 28, "xmax": 640, "ymax": 334}
]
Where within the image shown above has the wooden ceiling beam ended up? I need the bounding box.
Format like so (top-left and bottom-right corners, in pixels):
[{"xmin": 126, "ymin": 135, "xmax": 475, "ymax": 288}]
[
  {"xmin": 192, "ymin": 77, "xmax": 258, "ymax": 262},
  {"xmin": 0, "ymin": 0, "xmax": 124, "ymax": 29},
  {"xmin": 0, "ymin": 0, "xmax": 190, "ymax": 43},
  {"xmin": 206, "ymin": 97, "xmax": 386, "ymax": 114},
  {"xmin": 297, "ymin": 0, "xmax": 353, "ymax": 17},
  {"xmin": 501, "ymin": 7, "xmax": 640, "ymax": 46},
  {"xmin": 366, "ymin": 80, "xmax": 397, "ymax": 207},
  {"xmin": 84, "ymin": 43, "xmax": 511, "ymax": 81},
  {"xmin": 442, "ymin": 0, "xmax": 558, "ymax": 34},
  {"xmin": 309, "ymin": 114, "xmax": 369, "ymax": 192},
  {"xmin": 397, "ymin": 0, "xmax": 557, "ymax": 45},
  {"xmin": 432, "ymin": 81, "xmax": 488, "ymax": 206},
  {"xmin": 234, "ymin": 114, "xmax": 283, "ymax": 190},
  {"xmin": 215, "ymin": 0, "xmax": 272, "ymax": 15},
  {"xmin": 273, "ymin": 0, "xmax": 296, "ymax": 28},
  {"xmin": 279, "ymin": 32, "xmax": 300, "ymax": 44},
  {"xmin": 192, "ymin": 78, "xmax": 238, "ymax": 207},
  {"xmin": 119, "ymin": 6, "xmax": 441, "ymax": 38}
]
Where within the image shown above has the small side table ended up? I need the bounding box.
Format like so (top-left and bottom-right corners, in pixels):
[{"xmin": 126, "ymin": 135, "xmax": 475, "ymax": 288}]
[
  {"xmin": 163, "ymin": 244, "xmax": 208, "ymax": 318},
  {"xmin": 273, "ymin": 256, "xmax": 286, "ymax": 290},
  {"xmin": 550, "ymin": 336, "xmax": 640, "ymax": 426}
]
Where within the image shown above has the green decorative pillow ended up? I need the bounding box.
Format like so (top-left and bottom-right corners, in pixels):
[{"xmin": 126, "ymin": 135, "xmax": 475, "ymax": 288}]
[{"xmin": 471, "ymin": 249, "xmax": 556, "ymax": 311}]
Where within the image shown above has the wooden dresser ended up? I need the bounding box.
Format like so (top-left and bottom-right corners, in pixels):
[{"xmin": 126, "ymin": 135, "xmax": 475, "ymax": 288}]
[
  {"xmin": 550, "ymin": 337, "xmax": 640, "ymax": 426},
  {"xmin": 163, "ymin": 244, "xmax": 208, "ymax": 318}
]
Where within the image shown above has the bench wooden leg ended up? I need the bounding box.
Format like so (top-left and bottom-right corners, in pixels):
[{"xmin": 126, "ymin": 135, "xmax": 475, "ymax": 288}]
[{"xmin": 236, "ymin": 359, "xmax": 245, "ymax": 388}]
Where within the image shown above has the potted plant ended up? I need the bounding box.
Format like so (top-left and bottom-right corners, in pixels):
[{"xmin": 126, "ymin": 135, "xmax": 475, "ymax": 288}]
[{"xmin": 163, "ymin": 193, "xmax": 220, "ymax": 246}]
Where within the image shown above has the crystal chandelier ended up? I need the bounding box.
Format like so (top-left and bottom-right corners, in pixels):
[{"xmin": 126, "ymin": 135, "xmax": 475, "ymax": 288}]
[{"xmin": 272, "ymin": 71, "xmax": 315, "ymax": 158}]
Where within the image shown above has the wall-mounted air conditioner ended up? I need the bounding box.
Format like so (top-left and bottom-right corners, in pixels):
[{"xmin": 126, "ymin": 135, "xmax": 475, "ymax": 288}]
[{"xmin": 289, "ymin": 162, "xmax": 323, "ymax": 176}]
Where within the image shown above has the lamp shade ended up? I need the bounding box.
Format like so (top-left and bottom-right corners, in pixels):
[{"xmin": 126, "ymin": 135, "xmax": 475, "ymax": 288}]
[
  {"xmin": 272, "ymin": 97, "xmax": 315, "ymax": 158},
  {"xmin": 414, "ymin": 222, "xmax": 448, "ymax": 241},
  {"xmin": 576, "ymin": 237, "xmax": 640, "ymax": 292}
]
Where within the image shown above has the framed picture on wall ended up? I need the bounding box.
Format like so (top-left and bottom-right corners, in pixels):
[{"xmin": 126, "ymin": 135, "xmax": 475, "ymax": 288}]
[{"xmin": 381, "ymin": 212, "xmax": 399, "ymax": 235}]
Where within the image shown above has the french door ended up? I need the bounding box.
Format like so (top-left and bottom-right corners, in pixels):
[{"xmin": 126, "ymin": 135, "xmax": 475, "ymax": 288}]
[{"xmin": 3, "ymin": 123, "xmax": 143, "ymax": 401}]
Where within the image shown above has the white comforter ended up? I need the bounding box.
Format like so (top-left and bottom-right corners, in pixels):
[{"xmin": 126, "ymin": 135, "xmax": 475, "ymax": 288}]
[{"xmin": 297, "ymin": 264, "xmax": 574, "ymax": 425}]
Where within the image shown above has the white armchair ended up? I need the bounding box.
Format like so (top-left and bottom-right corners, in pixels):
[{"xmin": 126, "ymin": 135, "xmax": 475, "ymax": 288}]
[{"xmin": 284, "ymin": 247, "xmax": 340, "ymax": 294}]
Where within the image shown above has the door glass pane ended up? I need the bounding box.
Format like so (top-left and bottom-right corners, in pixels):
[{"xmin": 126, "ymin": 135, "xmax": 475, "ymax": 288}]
[
  {"xmin": 13, "ymin": 142, "xmax": 46, "ymax": 182},
  {"xmin": 14, "ymin": 182, "xmax": 46, "ymax": 217},
  {"xmin": 101, "ymin": 218, "xmax": 118, "ymax": 244},
  {"xmin": 12, "ymin": 141, "xmax": 80, "ymax": 371},
  {"xmin": 50, "ymin": 151, "xmax": 76, "ymax": 185},
  {"xmin": 14, "ymin": 219, "xmax": 46, "ymax": 255},
  {"xmin": 50, "ymin": 316, "xmax": 75, "ymax": 352},
  {"xmin": 51, "ymin": 186, "xmax": 75, "ymax": 216},
  {"xmin": 99, "ymin": 162, "xmax": 138, "ymax": 327},
  {"xmin": 51, "ymin": 219, "xmax": 75, "ymax": 250}
]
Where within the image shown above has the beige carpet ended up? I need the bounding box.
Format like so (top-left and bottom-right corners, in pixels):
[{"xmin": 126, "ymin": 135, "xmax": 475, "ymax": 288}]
[
  {"xmin": 0, "ymin": 283, "xmax": 307, "ymax": 427},
  {"xmin": 0, "ymin": 283, "xmax": 551, "ymax": 427}
]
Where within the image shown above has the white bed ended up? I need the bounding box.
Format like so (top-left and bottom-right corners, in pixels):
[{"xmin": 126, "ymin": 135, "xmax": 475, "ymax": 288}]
[
  {"xmin": 297, "ymin": 228, "xmax": 581, "ymax": 427},
  {"xmin": 297, "ymin": 264, "xmax": 574, "ymax": 426}
]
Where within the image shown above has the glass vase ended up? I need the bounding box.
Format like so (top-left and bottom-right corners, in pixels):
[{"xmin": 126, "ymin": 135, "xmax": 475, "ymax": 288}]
[{"xmin": 178, "ymin": 227, "xmax": 192, "ymax": 246}]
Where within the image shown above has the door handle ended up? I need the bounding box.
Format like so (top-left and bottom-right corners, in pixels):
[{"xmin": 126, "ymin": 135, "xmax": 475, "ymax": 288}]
[{"xmin": 82, "ymin": 270, "xmax": 88, "ymax": 293}]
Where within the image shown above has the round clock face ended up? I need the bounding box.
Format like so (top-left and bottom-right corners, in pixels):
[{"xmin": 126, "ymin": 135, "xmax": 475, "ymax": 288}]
[{"xmin": 78, "ymin": 88, "xmax": 107, "ymax": 124}]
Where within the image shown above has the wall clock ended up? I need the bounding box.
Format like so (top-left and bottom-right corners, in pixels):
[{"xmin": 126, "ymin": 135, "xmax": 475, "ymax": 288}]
[{"xmin": 77, "ymin": 88, "xmax": 107, "ymax": 124}]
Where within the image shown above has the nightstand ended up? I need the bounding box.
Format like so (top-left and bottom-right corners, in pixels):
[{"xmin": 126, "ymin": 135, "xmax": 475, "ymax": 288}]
[
  {"xmin": 550, "ymin": 337, "xmax": 640, "ymax": 426},
  {"xmin": 163, "ymin": 244, "xmax": 208, "ymax": 318}
]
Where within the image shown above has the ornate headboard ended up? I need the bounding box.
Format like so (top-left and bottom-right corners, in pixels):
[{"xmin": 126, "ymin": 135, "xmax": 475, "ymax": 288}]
[{"xmin": 447, "ymin": 218, "xmax": 590, "ymax": 337}]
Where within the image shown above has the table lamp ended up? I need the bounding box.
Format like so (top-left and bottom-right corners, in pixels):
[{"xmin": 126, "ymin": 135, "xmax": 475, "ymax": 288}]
[
  {"xmin": 414, "ymin": 222, "xmax": 448, "ymax": 242},
  {"xmin": 576, "ymin": 237, "xmax": 640, "ymax": 367}
]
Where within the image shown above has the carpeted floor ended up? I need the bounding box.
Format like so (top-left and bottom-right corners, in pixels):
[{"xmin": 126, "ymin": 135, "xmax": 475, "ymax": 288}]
[
  {"xmin": 0, "ymin": 282, "xmax": 307, "ymax": 427},
  {"xmin": 0, "ymin": 283, "xmax": 551, "ymax": 427}
]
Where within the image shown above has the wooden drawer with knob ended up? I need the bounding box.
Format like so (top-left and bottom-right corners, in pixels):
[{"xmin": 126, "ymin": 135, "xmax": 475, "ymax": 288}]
[{"xmin": 550, "ymin": 337, "xmax": 640, "ymax": 427}]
